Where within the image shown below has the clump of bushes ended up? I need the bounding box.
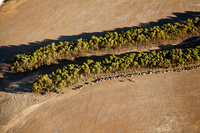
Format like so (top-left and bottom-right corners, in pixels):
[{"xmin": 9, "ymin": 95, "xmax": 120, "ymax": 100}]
[
  {"xmin": 10, "ymin": 17, "xmax": 200, "ymax": 73},
  {"xmin": 32, "ymin": 46, "xmax": 200, "ymax": 92}
]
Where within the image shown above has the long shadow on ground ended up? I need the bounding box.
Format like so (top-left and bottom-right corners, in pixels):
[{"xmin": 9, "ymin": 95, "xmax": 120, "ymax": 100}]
[
  {"xmin": 1, "ymin": 36, "xmax": 200, "ymax": 93},
  {"xmin": 1, "ymin": 11, "xmax": 200, "ymax": 64},
  {"xmin": 0, "ymin": 11, "xmax": 200, "ymax": 93}
]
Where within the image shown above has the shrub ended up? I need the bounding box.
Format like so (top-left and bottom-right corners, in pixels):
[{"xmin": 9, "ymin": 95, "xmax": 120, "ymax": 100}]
[
  {"xmin": 32, "ymin": 45, "xmax": 200, "ymax": 92},
  {"xmin": 11, "ymin": 17, "xmax": 200, "ymax": 73}
]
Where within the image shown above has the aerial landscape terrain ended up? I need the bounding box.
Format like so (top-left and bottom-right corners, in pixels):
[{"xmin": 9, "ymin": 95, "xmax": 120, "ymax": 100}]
[{"xmin": 0, "ymin": 0, "xmax": 200, "ymax": 132}]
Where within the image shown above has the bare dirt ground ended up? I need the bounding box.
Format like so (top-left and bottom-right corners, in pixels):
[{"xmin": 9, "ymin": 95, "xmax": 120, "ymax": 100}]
[
  {"xmin": 0, "ymin": 0, "xmax": 200, "ymax": 47},
  {"xmin": 0, "ymin": 0, "xmax": 200, "ymax": 133},
  {"xmin": 1, "ymin": 69, "xmax": 200, "ymax": 133}
]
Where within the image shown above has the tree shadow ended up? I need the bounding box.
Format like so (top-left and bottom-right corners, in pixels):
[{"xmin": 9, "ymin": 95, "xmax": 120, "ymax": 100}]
[
  {"xmin": 156, "ymin": 35, "xmax": 200, "ymax": 51},
  {"xmin": 0, "ymin": 53, "xmax": 114, "ymax": 93},
  {"xmin": 139, "ymin": 11, "xmax": 200, "ymax": 27},
  {"xmin": 1, "ymin": 35, "xmax": 200, "ymax": 93},
  {"xmin": 1, "ymin": 11, "xmax": 200, "ymax": 64},
  {"xmin": 0, "ymin": 11, "xmax": 200, "ymax": 93}
]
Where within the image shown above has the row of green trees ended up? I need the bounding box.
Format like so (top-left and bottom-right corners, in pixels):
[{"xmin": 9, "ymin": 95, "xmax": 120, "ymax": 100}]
[
  {"xmin": 11, "ymin": 17, "xmax": 200, "ymax": 73},
  {"xmin": 31, "ymin": 46, "xmax": 200, "ymax": 92}
]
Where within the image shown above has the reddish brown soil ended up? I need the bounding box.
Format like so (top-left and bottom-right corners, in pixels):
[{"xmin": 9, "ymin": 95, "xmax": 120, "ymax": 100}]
[
  {"xmin": 0, "ymin": 0, "xmax": 200, "ymax": 133},
  {"xmin": 0, "ymin": 0, "xmax": 200, "ymax": 47},
  {"xmin": 1, "ymin": 69, "xmax": 200, "ymax": 133}
]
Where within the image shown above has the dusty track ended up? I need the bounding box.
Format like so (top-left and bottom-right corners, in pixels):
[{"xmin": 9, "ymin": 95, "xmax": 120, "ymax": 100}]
[{"xmin": 0, "ymin": 0, "xmax": 200, "ymax": 133}]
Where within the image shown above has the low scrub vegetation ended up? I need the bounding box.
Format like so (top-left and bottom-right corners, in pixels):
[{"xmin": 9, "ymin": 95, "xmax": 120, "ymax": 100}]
[
  {"xmin": 32, "ymin": 46, "xmax": 200, "ymax": 92},
  {"xmin": 10, "ymin": 17, "xmax": 200, "ymax": 73}
]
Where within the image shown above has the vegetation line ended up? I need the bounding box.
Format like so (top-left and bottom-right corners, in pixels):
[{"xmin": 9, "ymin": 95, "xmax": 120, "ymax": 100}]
[
  {"xmin": 72, "ymin": 65, "xmax": 200, "ymax": 90},
  {"xmin": 10, "ymin": 17, "xmax": 200, "ymax": 73},
  {"xmin": 32, "ymin": 46, "xmax": 200, "ymax": 93}
]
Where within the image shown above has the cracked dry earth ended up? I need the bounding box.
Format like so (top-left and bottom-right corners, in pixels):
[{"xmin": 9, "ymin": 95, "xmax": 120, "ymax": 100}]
[{"xmin": 0, "ymin": 0, "xmax": 200, "ymax": 133}]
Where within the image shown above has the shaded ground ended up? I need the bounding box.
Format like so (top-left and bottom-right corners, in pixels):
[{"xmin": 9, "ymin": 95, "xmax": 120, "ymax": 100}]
[
  {"xmin": 1, "ymin": 35, "xmax": 200, "ymax": 94},
  {"xmin": 0, "ymin": 0, "xmax": 200, "ymax": 133}
]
